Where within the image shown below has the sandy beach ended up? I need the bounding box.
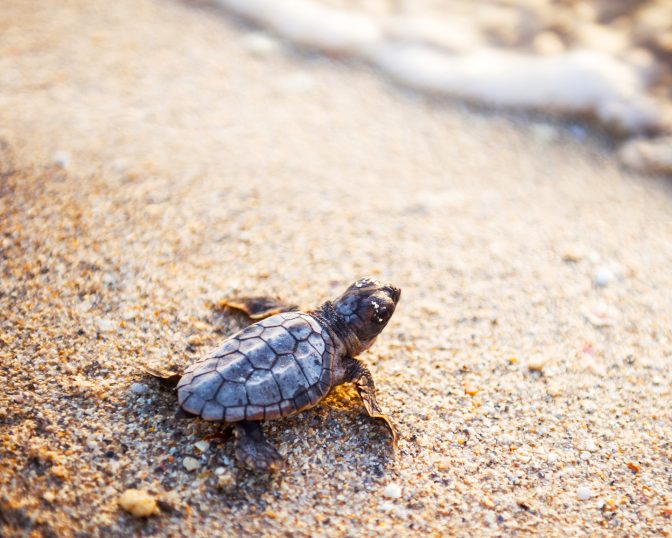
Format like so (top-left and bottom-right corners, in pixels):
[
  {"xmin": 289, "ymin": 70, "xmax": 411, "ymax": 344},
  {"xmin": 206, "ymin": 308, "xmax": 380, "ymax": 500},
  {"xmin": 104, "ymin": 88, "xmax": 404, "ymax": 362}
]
[{"xmin": 1, "ymin": 1, "xmax": 672, "ymax": 536}]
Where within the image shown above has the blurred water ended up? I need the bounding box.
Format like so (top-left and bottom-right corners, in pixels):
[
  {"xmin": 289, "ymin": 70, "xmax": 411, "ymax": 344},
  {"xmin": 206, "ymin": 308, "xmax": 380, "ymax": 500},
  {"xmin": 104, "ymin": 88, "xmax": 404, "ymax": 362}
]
[{"xmin": 215, "ymin": 0, "xmax": 672, "ymax": 173}]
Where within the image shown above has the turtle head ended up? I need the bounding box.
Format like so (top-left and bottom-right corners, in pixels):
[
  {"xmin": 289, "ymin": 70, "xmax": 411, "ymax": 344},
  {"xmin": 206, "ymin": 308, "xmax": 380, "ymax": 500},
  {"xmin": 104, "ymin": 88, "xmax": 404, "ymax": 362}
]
[{"xmin": 334, "ymin": 277, "xmax": 401, "ymax": 353}]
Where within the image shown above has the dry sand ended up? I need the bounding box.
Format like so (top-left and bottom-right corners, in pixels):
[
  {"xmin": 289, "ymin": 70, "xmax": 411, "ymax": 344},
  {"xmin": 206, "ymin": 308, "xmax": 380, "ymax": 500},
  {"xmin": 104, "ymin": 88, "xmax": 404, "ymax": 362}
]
[{"xmin": 1, "ymin": 1, "xmax": 672, "ymax": 536}]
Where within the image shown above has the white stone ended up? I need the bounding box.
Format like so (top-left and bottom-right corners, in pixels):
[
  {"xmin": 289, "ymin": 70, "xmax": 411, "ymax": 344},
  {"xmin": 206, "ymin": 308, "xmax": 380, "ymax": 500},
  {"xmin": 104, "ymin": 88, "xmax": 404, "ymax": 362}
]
[
  {"xmin": 130, "ymin": 382, "xmax": 149, "ymax": 395},
  {"xmin": 498, "ymin": 435, "xmax": 514, "ymax": 446},
  {"xmin": 582, "ymin": 400, "xmax": 598, "ymax": 413},
  {"xmin": 585, "ymin": 303, "xmax": 619, "ymax": 327},
  {"xmin": 182, "ymin": 456, "xmax": 201, "ymax": 472},
  {"xmin": 594, "ymin": 266, "xmax": 615, "ymax": 287},
  {"xmin": 576, "ymin": 486, "xmax": 593, "ymax": 500},
  {"xmin": 52, "ymin": 150, "xmax": 71, "ymax": 168},
  {"xmin": 194, "ymin": 441, "xmax": 210, "ymax": 453},
  {"xmin": 97, "ymin": 318, "xmax": 116, "ymax": 332},
  {"xmin": 585, "ymin": 439, "xmax": 598, "ymax": 452},
  {"xmin": 121, "ymin": 309, "xmax": 136, "ymax": 321},
  {"xmin": 382, "ymin": 483, "xmax": 402, "ymax": 499},
  {"xmin": 241, "ymin": 32, "xmax": 280, "ymax": 57}
]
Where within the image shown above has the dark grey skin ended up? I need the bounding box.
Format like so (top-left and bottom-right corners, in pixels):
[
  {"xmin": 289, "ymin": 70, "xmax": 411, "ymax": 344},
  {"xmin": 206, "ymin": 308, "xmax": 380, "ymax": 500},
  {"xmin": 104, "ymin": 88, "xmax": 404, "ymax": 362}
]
[{"xmin": 147, "ymin": 278, "xmax": 401, "ymax": 471}]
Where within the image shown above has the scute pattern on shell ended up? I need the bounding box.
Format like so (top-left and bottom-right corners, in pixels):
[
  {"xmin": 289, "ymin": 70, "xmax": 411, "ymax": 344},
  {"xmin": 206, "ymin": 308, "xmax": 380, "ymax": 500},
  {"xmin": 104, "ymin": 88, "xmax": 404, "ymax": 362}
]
[{"xmin": 177, "ymin": 312, "xmax": 335, "ymax": 422}]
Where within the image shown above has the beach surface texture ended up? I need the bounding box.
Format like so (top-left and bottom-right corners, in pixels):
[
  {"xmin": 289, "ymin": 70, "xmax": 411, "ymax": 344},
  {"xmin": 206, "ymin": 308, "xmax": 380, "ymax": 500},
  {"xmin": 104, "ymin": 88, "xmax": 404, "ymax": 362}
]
[{"xmin": 1, "ymin": 1, "xmax": 672, "ymax": 536}]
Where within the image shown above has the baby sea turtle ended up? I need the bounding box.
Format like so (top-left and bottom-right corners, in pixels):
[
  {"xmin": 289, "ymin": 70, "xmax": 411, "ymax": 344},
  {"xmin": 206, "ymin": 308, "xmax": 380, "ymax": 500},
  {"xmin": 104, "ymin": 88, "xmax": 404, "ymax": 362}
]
[{"xmin": 146, "ymin": 278, "xmax": 401, "ymax": 471}]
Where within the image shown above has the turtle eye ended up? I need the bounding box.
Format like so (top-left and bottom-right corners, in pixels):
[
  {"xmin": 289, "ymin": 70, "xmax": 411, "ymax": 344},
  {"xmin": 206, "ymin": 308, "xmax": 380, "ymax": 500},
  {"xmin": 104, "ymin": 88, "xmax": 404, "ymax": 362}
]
[
  {"xmin": 370, "ymin": 300, "xmax": 390, "ymax": 323},
  {"xmin": 376, "ymin": 309, "xmax": 389, "ymax": 323}
]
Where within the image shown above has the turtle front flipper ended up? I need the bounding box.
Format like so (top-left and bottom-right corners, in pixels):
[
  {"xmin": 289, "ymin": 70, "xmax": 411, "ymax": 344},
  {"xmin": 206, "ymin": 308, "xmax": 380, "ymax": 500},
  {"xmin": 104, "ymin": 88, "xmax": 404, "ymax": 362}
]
[
  {"xmin": 234, "ymin": 421, "xmax": 284, "ymax": 472},
  {"xmin": 346, "ymin": 359, "xmax": 399, "ymax": 447},
  {"xmin": 217, "ymin": 296, "xmax": 299, "ymax": 320},
  {"xmin": 141, "ymin": 364, "xmax": 183, "ymax": 389}
]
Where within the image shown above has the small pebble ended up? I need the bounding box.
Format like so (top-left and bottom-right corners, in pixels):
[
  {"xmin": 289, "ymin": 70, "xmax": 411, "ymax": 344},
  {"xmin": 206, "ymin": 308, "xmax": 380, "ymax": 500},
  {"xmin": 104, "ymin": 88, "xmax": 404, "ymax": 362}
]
[
  {"xmin": 97, "ymin": 318, "xmax": 116, "ymax": 332},
  {"xmin": 582, "ymin": 400, "xmax": 598, "ymax": 413},
  {"xmin": 50, "ymin": 465, "xmax": 69, "ymax": 479},
  {"xmin": 130, "ymin": 382, "xmax": 149, "ymax": 395},
  {"xmin": 561, "ymin": 246, "xmax": 583, "ymax": 262},
  {"xmin": 585, "ymin": 303, "xmax": 618, "ymax": 327},
  {"xmin": 382, "ymin": 483, "xmax": 402, "ymax": 499},
  {"xmin": 527, "ymin": 357, "xmax": 545, "ymax": 372},
  {"xmin": 481, "ymin": 497, "xmax": 495, "ymax": 509},
  {"xmin": 594, "ymin": 266, "xmax": 615, "ymax": 287},
  {"xmin": 547, "ymin": 383, "xmax": 563, "ymax": 397},
  {"xmin": 217, "ymin": 470, "xmax": 236, "ymax": 490},
  {"xmin": 580, "ymin": 451, "xmax": 591, "ymax": 460},
  {"xmin": 182, "ymin": 457, "xmax": 201, "ymax": 472},
  {"xmin": 498, "ymin": 434, "xmax": 514, "ymax": 446},
  {"xmin": 434, "ymin": 457, "xmax": 451, "ymax": 472},
  {"xmin": 194, "ymin": 440, "xmax": 210, "ymax": 453},
  {"xmin": 627, "ymin": 461, "xmax": 640, "ymax": 473},
  {"xmin": 576, "ymin": 486, "xmax": 593, "ymax": 500},
  {"xmin": 120, "ymin": 310, "xmax": 136, "ymax": 321},
  {"xmin": 52, "ymin": 150, "xmax": 71, "ymax": 168},
  {"xmin": 240, "ymin": 32, "xmax": 280, "ymax": 57},
  {"xmin": 118, "ymin": 489, "xmax": 159, "ymax": 517},
  {"xmin": 585, "ymin": 439, "xmax": 598, "ymax": 452},
  {"xmin": 187, "ymin": 334, "xmax": 204, "ymax": 346},
  {"xmin": 464, "ymin": 384, "xmax": 479, "ymax": 396}
]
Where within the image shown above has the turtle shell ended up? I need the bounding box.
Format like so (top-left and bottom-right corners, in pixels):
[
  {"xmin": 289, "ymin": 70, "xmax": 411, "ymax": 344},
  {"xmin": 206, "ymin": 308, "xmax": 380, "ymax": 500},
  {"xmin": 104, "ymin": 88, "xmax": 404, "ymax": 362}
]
[{"xmin": 177, "ymin": 312, "xmax": 336, "ymax": 422}]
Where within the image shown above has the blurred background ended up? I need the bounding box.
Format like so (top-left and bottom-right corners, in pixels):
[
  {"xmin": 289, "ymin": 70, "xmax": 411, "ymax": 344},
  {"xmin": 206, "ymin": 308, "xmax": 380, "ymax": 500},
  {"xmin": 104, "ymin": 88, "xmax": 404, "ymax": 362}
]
[{"xmin": 212, "ymin": 0, "xmax": 672, "ymax": 174}]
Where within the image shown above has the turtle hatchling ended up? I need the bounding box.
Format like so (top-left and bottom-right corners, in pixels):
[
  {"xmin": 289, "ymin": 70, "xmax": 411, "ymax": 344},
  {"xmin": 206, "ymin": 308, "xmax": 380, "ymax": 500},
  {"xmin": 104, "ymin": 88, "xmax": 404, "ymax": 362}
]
[{"xmin": 146, "ymin": 278, "xmax": 401, "ymax": 471}]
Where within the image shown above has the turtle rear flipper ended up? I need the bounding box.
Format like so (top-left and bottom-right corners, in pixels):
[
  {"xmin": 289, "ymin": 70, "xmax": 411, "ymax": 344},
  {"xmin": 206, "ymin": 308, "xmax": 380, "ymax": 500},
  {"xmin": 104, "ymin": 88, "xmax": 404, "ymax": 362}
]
[
  {"xmin": 141, "ymin": 364, "xmax": 183, "ymax": 388},
  {"xmin": 234, "ymin": 421, "xmax": 284, "ymax": 472},
  {"xmin": 218, "ymin": 296, "xmax": 298, "ymax": 320}
]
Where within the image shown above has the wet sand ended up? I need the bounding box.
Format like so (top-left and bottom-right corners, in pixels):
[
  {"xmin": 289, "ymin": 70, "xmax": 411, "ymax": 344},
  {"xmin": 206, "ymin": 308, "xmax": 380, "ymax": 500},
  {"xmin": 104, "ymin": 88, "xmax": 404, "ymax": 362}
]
[{"xmin": 1, "ymin": 1, "xmax": 672, "ymax": 536}]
